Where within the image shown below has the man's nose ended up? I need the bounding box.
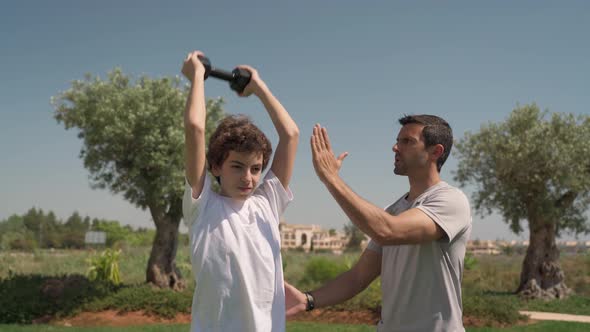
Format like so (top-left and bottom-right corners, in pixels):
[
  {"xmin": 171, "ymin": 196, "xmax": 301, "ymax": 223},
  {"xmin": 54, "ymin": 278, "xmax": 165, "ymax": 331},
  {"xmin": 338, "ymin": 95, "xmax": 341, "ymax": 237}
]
[{"xmin": 392, "ymin": 144, "xmax": 399, "ymax": 153}]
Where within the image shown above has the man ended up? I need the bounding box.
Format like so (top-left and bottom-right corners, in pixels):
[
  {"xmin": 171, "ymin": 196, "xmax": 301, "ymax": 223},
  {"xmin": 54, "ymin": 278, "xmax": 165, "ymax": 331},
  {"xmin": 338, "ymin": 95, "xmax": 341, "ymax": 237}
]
[{"xmin": 285, "ymin": 115, "xmax": 472, "ymax": 332}]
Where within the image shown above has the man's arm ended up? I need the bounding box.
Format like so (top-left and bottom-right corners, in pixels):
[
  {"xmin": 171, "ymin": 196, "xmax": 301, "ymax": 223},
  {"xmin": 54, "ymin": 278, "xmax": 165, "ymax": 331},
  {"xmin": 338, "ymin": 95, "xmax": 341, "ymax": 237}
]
[
  {"xmin": 182, "ymin": 51, "xmax": 207, "ymax": 198},
  {"xmin": 238, "ymin": 65, "xmax": 299, "ymax": 188},
  {"xmin": 285, "ymin": 248, "xmax": 381, "ymax": 317},
  {"xmin": 310, "ymin": 125, "xmax": 445, "ymax": 245}
]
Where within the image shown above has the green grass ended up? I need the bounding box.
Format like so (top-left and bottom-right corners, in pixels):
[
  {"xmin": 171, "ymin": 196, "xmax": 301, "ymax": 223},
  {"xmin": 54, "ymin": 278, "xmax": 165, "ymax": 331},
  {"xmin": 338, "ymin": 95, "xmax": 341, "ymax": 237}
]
[
  {"xmin": 519, "ymin": 295, "xmax": 590, "ymax": 315},
  {"xmin": 0, "ymin": 246, "xmax": 195, "ymax": 288},
  {"xmin": 0, "ymin": 321, "xmax": 589, "ymax": 332},
  {"xmin": 1, "ymin": 248, "xmax": 590, "ymax": 328},
  {"xmin": 468, "ymin": 321, "xmax": 590, "ymax": 331},
  {"xmin": 0, "ymin": 324, "xmax": 189, "ymax": 332}
]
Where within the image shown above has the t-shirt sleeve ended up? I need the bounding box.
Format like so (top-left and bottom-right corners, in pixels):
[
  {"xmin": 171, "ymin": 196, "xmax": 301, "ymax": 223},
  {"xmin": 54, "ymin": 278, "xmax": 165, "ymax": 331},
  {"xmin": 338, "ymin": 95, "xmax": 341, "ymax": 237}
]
[
  {"xmin": 415, "ymin": 187, "xmax": 471, "ymax": 243},
  {"xmin": 182, "ymin": 174, "xmax": 211, "ymax": 228},
  {"xmin": 254, "ymin": 170, "xmax": 294, "ymax": 221}
]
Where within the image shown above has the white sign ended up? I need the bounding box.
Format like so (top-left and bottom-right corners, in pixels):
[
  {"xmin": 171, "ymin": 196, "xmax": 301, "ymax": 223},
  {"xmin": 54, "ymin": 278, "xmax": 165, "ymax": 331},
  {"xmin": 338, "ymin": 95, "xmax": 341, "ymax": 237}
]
[{"xmin": 85, "ymin": 231, "xmax": 106, "ymax": 244}]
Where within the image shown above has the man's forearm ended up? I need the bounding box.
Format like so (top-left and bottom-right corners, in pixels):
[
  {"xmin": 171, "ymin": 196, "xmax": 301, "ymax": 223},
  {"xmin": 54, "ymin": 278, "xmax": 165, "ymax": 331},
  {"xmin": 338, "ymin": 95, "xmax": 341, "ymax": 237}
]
[
  {"xmin": 323, "ymin": 175, "xmax": 393, "ymax": 243},
  {"xmin": 311, "ymin": 269, "xmax": 366, "ymax": 308}
]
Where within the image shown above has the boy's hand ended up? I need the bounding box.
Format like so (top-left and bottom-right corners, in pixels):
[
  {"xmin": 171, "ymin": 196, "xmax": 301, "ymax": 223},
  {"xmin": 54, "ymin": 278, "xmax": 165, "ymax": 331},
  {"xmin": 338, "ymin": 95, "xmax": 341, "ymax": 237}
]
[
  {"xmin": 284, "ymin": 281, "xmax": 307, "ymax": 317},
  {"xmin": 182, "ymin": 50, "xmax": 206, "ymax": 83},
  {"xmin": 235, "ymin": 65, "xmax": 268, "ymax": 97}
]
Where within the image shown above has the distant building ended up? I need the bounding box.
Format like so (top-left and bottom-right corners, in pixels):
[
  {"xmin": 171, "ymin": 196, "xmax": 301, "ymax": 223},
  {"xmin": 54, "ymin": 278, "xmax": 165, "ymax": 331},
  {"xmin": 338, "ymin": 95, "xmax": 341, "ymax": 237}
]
[
  {"xmin": 279, "ymin": 222, "xmax": 349, "ymax": 254},
  {"xmin": 466, "ymin": 239, "xmax": 590, "ymax": 255},
  {"xmin": 466, "ymin": 240, "xmax": 501, "ymax": 255}
]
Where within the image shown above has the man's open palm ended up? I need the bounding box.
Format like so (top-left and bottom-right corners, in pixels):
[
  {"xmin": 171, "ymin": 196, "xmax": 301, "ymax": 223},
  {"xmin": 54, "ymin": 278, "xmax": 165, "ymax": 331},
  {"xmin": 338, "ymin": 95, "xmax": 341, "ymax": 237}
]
[{"xmin": 311, "ymin": 124, "xmax": 348, "ymax": 183}]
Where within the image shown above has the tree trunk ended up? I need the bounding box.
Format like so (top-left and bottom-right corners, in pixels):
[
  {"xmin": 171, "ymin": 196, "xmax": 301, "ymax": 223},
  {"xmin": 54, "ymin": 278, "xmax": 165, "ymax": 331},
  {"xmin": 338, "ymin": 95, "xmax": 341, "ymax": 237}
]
[
  {"xmin": 516, "ymin": 218, "xmax": 571, "ymax": 299},
  {"xmin": 146, "ymin": 204, "xmax": 185, "ymax": 290}
]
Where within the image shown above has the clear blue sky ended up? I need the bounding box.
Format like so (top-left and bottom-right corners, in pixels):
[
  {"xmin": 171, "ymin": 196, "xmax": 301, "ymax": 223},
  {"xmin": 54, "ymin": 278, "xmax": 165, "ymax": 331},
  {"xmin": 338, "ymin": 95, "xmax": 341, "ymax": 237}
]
[{"xmin": 1, "ymin": 0, "xmax": 589, "ymax": 240}]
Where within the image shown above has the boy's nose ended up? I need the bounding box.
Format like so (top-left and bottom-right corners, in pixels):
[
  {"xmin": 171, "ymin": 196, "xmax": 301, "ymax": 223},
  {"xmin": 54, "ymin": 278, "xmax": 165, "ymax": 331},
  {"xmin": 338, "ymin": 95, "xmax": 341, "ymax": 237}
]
[{"xmin": 241, "ymin": 171, "xmax": 251, "ymax": 182}]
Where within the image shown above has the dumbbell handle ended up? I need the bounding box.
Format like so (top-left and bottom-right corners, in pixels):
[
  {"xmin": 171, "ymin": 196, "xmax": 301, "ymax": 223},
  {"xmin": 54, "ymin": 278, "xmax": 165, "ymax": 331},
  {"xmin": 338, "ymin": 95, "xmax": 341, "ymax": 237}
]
[
  {"xmin": 208, "ymin": 67, "xmax": 233, "ymax": 81},
  {"xmin": 197, "ymin": 55, "xmax": 251, "ymax": 93}
]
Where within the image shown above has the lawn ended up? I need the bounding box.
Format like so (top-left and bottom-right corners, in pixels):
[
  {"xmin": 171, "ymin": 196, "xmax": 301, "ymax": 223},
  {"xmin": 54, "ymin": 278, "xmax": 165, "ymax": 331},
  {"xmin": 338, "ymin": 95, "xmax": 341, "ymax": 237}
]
[
  {"xmin": 1, "ymin": 247, "xmax": 589, "ymax": 329},
  {"xmin": 0, "ymin": 321, "xmax": 589, "ymax": 332}
]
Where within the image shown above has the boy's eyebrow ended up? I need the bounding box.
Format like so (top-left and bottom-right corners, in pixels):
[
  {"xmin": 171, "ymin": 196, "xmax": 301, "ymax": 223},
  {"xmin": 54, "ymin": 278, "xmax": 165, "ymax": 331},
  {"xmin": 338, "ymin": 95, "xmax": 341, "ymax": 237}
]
[{"xmin": 229, "ymin": 160, "xmax": 263, "ymax": 167}]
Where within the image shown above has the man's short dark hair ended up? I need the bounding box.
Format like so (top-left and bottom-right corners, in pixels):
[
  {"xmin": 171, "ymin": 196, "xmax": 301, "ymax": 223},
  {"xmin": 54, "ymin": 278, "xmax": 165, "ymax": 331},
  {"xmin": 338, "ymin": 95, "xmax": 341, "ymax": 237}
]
[{"xmin": 398, "ymin": 114, "xmax": 453, "ymax": 172}]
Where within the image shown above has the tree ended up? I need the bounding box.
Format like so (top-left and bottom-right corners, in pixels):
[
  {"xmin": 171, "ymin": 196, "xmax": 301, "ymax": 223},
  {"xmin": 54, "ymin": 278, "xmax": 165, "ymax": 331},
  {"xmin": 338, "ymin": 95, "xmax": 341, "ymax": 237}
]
[
  {"xmin": 454, "ymin": 104, "xmax": 590, "ymax": 299},
  {"xmin": 344, "ymin": 222, "xmax": 366, "ymax": 251},
  {"xmin": 53, "ymin": 69, "xmax": 225, "ymax": 289},
  {"xmin": 62, "ymin": 212, "xmax": 89, "ymax": 248},
  {"xmin": 0, "ymin": 215, "xmax": 36, "ymax": 251}
]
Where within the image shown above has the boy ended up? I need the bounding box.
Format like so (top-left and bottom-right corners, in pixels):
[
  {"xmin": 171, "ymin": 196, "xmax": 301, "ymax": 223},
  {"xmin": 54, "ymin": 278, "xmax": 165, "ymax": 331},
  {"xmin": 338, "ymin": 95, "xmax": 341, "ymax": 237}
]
[{"xmin": 181, "ymin": 50, "xmax": 299, "ymax": 332}]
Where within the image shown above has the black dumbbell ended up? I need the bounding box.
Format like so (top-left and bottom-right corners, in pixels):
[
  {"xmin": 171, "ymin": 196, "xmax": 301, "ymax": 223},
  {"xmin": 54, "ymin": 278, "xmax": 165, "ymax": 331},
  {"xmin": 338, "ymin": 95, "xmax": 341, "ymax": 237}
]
[{"xmin": 198, "ymin": 56, "xmax": 251, "ymax": 94}]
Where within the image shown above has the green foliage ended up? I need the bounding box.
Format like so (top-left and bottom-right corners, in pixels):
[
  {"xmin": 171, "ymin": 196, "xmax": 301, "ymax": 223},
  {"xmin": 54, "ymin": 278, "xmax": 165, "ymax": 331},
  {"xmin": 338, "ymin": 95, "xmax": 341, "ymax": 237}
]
[
  {"xmin": 0, "ymin": 272, "xmax": 193, "ymax": 324},
  {"xmin": 463, "ymin": 255, "xmax": 522, "ymax": 293},
  {"xmin": 51, "ymin": 69, "xmax": 225, "ymax": 287},
  {"xmin": 83, "ymin": 284, "xmax": 193, "ymax": 318},
  {"xmin": 344, "ymin": 222, "xmax": 366, "ymax": 251},
  {"xmin": 287, "ymin": 322, "xmax": 376, "ymax": 332},
  {"xmin": 0, "ymin": 208, "xmax": 157, "ymax": 250},
  {"xmin": 87, "ymin": 249, "xmax": 122, "ymax": 285},
  {"xmin": 454, "ymin": 104, "xmax": 590, "ymax": 236},
  {"xmin": 0, "ymin": 274, "xmax": 116, "ymax": 324},
  {"xmin": 91, "ymin": 220, "xmax": 131, "ymax": 247},
  {"xmin": 299, "ymin": 256, "xmax": 349, "ymax": 288},
  {"xmin": 464, "ymin": 252, "xmax": 479, "ymax": 271},
  {"xmin": 520, "ymin": 294, "xmax": 590, "ymax": 316},
  {"xmin": 3, "ymin": 321, "xmax": 590, "ymax": 332},
  {"xmin": 2, "ymin": 248, "xmax": 590, "ymax": 327},
  {"xmin": 52, "ymin": 69, "xmax": 224, "ymax": 212},
  {"xmin": 463, "ymin": 292, "xmax": 524, "ymax": 326}
]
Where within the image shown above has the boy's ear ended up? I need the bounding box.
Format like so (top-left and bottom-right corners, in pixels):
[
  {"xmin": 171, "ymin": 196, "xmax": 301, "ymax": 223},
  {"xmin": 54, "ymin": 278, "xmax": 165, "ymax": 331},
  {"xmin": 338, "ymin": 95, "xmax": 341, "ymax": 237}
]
[{"xmin": 211, "ymin": 164, "xmax": 221, "ymax": 177}]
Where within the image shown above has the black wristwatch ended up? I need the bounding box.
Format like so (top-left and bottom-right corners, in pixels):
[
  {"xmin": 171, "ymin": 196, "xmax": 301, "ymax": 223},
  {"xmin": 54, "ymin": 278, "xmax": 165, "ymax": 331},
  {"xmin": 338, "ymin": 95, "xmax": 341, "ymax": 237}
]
[{"xmin": 304, "ymin": 291, "xmax": 315, "ymax": 311}]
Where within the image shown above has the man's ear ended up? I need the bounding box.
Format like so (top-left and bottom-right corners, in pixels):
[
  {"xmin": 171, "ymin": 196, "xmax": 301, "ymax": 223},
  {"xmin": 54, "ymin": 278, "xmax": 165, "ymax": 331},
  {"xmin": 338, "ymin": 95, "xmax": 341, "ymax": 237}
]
[{"xmin": 430, "ymin": 144, "xmax": 444, "ymax": 160}]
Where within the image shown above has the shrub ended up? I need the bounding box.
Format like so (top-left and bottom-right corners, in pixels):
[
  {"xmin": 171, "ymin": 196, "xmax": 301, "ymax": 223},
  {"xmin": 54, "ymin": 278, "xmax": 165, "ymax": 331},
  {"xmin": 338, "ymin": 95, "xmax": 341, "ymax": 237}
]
[
  {"xmin": 0, "ymin": 274, "xmax": 116, "ymax": 324},
  {"xmin": 299, "ymin": 257, "xmax": 348, "ymax": 289},
  {"xmin": 83, "ymin": 284, "xmax": 192, "ymax": 318},
  {"xmin": 87, "ymin": 249, "xmax": 122, "ymax": 285}
]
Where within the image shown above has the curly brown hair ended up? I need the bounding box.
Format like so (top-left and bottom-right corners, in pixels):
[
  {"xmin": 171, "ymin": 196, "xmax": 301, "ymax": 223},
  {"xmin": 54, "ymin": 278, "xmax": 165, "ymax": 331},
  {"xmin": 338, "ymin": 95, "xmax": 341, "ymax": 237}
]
[{"xmin": 207, "ymin": 114, "xmax": 273, "ymax": 172}]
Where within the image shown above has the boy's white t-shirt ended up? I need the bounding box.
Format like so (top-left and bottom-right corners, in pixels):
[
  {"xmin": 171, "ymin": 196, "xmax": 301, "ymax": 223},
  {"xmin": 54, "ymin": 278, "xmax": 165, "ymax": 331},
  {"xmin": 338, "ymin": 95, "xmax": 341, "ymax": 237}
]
[{"xmin": 182, "ymin": 170, "xmax": 292, "ymax": 332}]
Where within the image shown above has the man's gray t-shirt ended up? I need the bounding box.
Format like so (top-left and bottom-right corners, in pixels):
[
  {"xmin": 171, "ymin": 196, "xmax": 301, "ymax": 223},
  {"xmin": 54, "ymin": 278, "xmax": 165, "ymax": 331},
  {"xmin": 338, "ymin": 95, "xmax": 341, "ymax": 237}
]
[{"xmin": 368, "ymin": 181, "xmax": 472, "ymax": 332}]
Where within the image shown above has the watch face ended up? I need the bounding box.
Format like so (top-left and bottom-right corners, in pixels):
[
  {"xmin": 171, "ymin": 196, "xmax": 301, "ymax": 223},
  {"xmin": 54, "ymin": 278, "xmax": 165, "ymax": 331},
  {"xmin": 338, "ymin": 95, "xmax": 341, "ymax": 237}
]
[{"xmin": 305, "ymin": 292, "xmax": 315, "ymax": 311}]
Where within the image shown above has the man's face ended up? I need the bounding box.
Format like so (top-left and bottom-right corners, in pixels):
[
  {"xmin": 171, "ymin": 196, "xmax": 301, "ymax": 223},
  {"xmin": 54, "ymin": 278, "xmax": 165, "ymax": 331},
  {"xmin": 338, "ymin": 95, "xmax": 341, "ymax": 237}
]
[
  {"xmin": 392, "ymin": 123, "xmax": 429, "ymax": 175},
  {"xmin": 212, "ymin": 150, "xmax": 263, "ymax": 199}
]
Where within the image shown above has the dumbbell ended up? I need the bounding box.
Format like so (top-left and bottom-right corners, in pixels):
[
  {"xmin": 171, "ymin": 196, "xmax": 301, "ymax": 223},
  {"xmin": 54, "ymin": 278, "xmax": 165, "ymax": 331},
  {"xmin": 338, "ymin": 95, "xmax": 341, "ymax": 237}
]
[{"xmin": 197, "ymin": 56, "xmax": 251, "ymax": 94}]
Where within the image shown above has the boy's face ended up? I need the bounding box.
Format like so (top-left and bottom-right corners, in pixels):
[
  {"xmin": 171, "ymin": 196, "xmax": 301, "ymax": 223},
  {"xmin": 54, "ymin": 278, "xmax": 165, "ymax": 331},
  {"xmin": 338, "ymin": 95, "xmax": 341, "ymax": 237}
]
[{"xmin": 212, "ymin": 150, "xmax": 263, "ymax": 199}]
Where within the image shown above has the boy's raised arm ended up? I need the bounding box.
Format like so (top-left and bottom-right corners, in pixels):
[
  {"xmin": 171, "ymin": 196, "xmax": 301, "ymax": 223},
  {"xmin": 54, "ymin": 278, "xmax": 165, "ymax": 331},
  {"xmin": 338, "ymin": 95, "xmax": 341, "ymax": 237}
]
[
  {"xmin": 238, "ymin": 65, "xmax": 299, "ymax": 188},
  {"xmin": 182, "ymin": 51, "xmax": 208, "ymax": 198}
]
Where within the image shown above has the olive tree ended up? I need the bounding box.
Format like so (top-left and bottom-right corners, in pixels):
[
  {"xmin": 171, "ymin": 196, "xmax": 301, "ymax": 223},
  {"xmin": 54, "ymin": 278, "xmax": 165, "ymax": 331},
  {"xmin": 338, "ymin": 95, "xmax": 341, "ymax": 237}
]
[
  {"xmin": 53, "ymin": 69, "xmax": 224, "ymax": 289},
  {"xmin": 454, "ymin": 104, "xmax": 590, "ymax": 299}
]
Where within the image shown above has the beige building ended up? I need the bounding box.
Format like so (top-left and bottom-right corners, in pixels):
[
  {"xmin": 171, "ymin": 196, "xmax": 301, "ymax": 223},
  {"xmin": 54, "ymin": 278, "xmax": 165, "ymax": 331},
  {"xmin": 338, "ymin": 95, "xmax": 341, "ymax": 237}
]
[
  {"xmin": 467, "ymin": 240, "xmax": 501, "ymax": 255},
  {"xmin": 279, "ymin": 222, "xmax": 349, "ymax": 254}
]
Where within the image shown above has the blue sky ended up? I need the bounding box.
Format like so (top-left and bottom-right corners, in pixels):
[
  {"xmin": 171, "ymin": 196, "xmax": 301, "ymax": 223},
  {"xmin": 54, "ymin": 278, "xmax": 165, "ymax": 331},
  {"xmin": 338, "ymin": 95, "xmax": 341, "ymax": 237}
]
[{"xmin": 1, "ymin": 1, "xmax": 589, "ymax": 240}]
